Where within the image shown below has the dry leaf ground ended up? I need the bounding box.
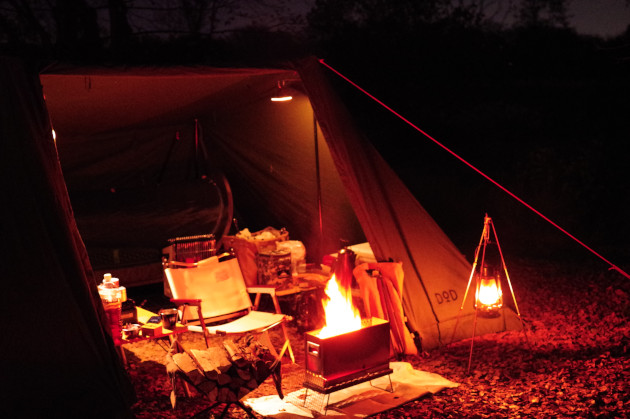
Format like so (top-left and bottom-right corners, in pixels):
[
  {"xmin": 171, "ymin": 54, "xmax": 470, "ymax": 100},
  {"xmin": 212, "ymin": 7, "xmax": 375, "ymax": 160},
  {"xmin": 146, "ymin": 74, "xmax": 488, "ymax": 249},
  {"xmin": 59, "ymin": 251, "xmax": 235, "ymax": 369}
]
[{"xmin": 124, "ymin": 259, "xmax": 630, "ymax": 418}]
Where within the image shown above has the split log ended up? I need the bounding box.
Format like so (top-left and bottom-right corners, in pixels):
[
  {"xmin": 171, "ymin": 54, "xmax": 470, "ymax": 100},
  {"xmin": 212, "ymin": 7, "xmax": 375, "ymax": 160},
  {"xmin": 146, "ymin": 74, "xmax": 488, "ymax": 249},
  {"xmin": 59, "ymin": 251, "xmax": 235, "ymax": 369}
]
[
  {"xmin": 217, "ymin": 373, "xmax": 232, "ymax": 386},
  {"xmin": 191, "ymin": 347, "xmax": 231, "ymax": 373},
  {"xmin": 206, "ymin": 386, "xmax": 218, "ymax": 402},
  {"xmin": 167, "ymin": 336, "xmax": 281, "ymax": 404},
  {"xmin": 229, "ymin": 376, "xmax": 245, "ymax": 391},
  {"xmin": 196, "ymin": 379, "xmax": 217, "ymax": 395},
  {"xmin": 223, "ymin": 340, "xmax": 249, "ymax": 368},
  {"xmin": 236, "ymin": 367, "xmax": 252, "ymax": 381},
  {"xmin": 238, "ymin": 387, "xmax": 251, "ymax": 400},
  {"xmin": 171, "ymin": 353, "xmax": 206, "ymax": 387},
  {"xmin": 246, "ymin": 378, "xmax": 259, "ymax": 390},
  {"xmin": 219, "ymin": 386, "xmax": 237, "ymax": 402}
]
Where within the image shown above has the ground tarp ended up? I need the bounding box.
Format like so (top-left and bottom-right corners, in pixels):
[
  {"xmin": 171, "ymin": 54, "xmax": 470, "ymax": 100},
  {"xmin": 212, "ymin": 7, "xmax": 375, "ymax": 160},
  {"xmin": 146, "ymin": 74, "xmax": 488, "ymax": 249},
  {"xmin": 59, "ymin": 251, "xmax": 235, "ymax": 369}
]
[{"xmin": 245, "ymin": 362, "xmax": 459, "ymax": 418}]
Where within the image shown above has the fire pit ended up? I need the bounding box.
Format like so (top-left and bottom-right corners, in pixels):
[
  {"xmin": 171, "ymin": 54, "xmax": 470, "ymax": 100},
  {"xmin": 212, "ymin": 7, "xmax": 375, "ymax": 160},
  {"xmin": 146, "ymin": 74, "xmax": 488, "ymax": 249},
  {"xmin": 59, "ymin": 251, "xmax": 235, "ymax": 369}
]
[
  {"xmin": 304, "ymin": 317, "xmax": 392, "ymax": 393},
  {"xmin": 299, "ymin": 274, "xmax": 394, "ymax": 414}
]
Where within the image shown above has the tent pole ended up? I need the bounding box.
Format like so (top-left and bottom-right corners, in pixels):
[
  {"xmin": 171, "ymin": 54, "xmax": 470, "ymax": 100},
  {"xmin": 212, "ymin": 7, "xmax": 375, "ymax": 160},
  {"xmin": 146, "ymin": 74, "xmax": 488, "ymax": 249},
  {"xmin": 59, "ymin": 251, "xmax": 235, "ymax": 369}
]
[
  {"xmin": 157, "ymin": 131, "xmax": 180, "ymax": 184},
  {"xmin": 314, "ymin": 112, "xmax": 323, "ymax": 260}
]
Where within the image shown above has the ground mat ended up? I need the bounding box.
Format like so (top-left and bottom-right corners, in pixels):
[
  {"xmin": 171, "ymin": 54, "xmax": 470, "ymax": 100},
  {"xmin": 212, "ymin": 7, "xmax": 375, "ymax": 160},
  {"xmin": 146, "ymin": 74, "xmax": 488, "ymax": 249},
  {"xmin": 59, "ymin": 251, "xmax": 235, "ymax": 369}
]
[{"xmin": 245, "ymin": 362, "xmax": 459, "ymax": 418}]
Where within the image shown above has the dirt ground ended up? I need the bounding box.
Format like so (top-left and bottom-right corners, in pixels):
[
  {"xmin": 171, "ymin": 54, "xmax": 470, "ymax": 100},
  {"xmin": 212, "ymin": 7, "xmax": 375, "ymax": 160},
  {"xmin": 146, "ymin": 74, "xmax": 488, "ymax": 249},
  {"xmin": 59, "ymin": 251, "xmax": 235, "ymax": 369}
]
[{"xmin": 124, "ymin": 259, "xmax": 630, "ymax": 418}]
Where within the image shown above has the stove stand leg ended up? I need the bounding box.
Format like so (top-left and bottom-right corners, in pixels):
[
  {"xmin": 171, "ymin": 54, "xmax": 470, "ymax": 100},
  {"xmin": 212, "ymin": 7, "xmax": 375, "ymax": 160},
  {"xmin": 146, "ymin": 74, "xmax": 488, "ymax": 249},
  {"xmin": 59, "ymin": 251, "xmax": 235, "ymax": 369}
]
[
  {"xmin": 323, "ymin": 393, "xmax": 330, "ymax": 415},
  {"xmin": 370, "ymin": 374, "xmax": 394, "ymax": 393},
  {"xmin": 302, "ymin": 387, "xmax": 331, "ymax": 415}
]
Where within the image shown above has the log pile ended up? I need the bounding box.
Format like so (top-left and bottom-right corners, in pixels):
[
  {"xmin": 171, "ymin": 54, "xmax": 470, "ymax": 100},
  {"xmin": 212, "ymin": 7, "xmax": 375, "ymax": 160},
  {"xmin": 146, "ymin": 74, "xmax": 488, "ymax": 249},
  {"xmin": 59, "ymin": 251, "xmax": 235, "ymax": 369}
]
[{"xmin": 167, "ymin": 335, "xmax": 281, "ymax": 406}]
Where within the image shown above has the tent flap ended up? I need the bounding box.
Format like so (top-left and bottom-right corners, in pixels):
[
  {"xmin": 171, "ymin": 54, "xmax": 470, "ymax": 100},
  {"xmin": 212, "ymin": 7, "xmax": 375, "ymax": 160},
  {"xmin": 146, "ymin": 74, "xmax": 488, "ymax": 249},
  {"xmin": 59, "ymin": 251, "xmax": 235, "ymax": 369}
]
[{"xmin": 1, "ymin": 56, "xmax": 134, "ymax": 416}]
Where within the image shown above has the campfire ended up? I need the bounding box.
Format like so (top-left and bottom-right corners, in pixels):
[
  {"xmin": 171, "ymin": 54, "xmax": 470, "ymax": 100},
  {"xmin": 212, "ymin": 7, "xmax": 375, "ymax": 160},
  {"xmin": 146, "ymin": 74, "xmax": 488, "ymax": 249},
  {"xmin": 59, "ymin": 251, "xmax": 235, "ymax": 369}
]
[
  {"xmin": 304, "ymin": 275, "xmax": 392, "ymax": 394},
  {"xmin": 317, "ymin": 274, "xmax": 362, "ymax": 338}
]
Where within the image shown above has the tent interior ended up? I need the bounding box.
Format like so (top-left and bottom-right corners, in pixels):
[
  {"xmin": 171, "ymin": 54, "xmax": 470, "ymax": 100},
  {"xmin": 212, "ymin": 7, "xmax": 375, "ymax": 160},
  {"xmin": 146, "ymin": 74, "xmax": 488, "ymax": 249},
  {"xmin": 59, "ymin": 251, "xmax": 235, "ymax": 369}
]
[
  {"xmin": 39, "ymin": 58, "xmax": 522, "ymax": 351},
  {"xmin": 40, "ymin": 64, "xmax": 364, "ymax": 286}
]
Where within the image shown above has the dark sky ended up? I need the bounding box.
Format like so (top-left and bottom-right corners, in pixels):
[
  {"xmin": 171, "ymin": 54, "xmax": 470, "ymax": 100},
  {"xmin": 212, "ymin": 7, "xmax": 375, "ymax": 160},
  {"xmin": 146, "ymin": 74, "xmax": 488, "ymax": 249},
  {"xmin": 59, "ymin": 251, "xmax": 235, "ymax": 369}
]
[
  {"xmin": 571, "ymin": 0, "xmax": 630, "ymax": 36},
  {"xmin": 292, "ymin": 0, "xmax": 629, "ymax": 37}
]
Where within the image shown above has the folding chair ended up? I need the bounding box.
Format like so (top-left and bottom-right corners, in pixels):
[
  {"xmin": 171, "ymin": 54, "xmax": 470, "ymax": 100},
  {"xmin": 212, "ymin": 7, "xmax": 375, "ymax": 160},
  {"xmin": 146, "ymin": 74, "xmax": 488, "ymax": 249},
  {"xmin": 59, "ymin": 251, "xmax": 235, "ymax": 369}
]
[{"xmin": 164, "ymin": 255, "xmax": 295, "ymax": 363}]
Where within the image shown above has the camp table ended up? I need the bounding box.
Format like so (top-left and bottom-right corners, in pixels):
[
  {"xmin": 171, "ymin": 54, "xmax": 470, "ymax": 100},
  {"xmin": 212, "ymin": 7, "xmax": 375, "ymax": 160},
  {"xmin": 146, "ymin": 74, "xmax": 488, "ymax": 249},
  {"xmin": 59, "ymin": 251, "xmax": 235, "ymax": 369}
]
[{"xmin": 116, "ymin": 306, "xmax": 188, "ymax": 366}]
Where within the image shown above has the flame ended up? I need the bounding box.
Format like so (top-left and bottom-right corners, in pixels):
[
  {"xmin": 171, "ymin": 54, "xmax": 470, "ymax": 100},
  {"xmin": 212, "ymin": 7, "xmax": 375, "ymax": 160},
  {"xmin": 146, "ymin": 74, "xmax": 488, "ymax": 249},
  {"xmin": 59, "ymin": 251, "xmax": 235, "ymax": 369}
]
[
  {"xmin": 477, "ymin": 277, "xmax": 503, "ymax": 307},
  {"xmin": 317, "ymin": 274, "xmax": 362, "ymax": 338}
]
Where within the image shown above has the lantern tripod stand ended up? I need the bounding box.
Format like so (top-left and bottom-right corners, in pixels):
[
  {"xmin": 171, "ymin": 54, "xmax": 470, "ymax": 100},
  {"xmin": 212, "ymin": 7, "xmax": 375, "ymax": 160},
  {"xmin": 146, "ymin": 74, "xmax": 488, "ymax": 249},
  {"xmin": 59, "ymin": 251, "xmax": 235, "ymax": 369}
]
[{"xmin": 450, "ymin": 214, "xmax": 526, "ymax": 373}]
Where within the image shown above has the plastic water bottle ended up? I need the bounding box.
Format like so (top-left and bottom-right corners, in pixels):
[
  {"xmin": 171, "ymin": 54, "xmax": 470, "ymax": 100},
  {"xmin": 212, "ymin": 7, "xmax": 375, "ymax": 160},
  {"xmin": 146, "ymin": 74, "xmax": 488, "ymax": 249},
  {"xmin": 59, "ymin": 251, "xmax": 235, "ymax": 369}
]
[{"xmin": 98, "ymin": 273, "xmax": 123, "ymax": 345}]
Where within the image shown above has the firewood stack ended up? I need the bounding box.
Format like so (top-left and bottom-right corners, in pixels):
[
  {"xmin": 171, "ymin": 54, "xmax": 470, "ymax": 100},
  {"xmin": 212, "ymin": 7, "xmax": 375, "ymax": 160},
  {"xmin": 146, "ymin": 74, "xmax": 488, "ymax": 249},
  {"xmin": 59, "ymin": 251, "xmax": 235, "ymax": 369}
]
[{"xmin": 166, "ymin": 335, "xmax": 281, "ymax": 408}]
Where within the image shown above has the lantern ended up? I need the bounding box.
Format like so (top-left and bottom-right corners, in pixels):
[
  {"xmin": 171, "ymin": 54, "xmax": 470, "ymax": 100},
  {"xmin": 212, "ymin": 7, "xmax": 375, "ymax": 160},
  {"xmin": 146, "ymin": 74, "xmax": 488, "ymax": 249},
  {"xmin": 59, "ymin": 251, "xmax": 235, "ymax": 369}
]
[
  {"xmin": 474, "ymin": 265, "xmax": 503, "ymax": 316},
  {"xmin": 450, "ymin": 214, "xmax": 527, "ymax": 373}
]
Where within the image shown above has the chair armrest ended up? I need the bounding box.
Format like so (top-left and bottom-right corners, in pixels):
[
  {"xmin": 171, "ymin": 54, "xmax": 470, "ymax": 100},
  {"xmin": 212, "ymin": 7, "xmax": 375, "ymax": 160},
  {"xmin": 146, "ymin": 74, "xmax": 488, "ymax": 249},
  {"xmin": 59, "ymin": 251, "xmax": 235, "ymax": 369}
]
[
  {"xmin": 171, "ymin": 298, "xmax": 202, "ymax": 306},
  {"xmin": 247, "ymin": 285, "xmax": 277, "ymax": 296},
  {"xmin": 248, "ymin": 286, "xmax": 285, "ymax": 314},
  {"xmin": 170, "ymin": 299, "xmax": 209, "ymax": 345},
  {"xmin": 165, "ymin": 260, "xmax": 199, "ymax": 268}
]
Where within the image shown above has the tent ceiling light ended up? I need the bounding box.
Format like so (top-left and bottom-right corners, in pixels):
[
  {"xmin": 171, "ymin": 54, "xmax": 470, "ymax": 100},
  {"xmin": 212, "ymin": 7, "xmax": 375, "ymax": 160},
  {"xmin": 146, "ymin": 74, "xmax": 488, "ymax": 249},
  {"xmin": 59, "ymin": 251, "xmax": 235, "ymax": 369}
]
[
  {"xmin": 270, "ymin": 80, "xmax": 293, "ymax": 102},
  {"xmin": 271, "ymin": 95, "xmax": 292, "ymax": 102}
]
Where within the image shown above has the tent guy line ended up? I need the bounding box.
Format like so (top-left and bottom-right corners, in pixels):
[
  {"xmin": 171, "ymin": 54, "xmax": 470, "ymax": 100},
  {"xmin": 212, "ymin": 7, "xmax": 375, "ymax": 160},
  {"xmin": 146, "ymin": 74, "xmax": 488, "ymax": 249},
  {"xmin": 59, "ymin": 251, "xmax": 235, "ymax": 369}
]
[{"xmin": 318, "ymin": 58, "xmax": 630, "ymax": 281}]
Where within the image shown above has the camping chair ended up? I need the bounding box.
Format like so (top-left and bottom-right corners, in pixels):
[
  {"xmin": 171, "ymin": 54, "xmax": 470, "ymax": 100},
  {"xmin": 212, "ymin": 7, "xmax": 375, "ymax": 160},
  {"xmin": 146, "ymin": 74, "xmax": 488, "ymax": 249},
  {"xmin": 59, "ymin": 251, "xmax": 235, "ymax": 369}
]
[{"xmin": 164, "ymin": 255, "xmax": 295, "ymax": 363}]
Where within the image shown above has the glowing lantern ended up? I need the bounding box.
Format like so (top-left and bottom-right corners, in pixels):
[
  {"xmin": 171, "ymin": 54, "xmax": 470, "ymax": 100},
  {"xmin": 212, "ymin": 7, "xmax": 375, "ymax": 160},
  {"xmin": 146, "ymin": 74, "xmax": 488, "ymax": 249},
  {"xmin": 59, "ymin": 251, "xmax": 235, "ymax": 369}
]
[
  {"xmin": 317, "ymin": 274, "xmax": 362, "ymax": 338},
  {"xmin": 270, "ymin": 80, "xmax": 293, "ymax": 102},
  {"xmin": 270, "ymin": 94, "xmax": 293, "ymax": 102},
  {"xmin": 450, "ymin": 214, "xmax": 526, "ymax": 373},
  {"xmin": 474, "ymin": 266, "xmax": 503, "ymax": 315}
]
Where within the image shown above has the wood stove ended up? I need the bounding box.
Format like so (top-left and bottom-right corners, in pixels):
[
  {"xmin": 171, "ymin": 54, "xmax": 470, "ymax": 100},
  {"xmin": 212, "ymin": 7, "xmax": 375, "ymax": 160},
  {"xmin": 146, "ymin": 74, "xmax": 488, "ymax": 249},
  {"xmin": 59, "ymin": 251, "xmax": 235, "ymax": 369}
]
[{"xmin": 303, "ymin": 317, "xmax": 392, "ymax": 394}]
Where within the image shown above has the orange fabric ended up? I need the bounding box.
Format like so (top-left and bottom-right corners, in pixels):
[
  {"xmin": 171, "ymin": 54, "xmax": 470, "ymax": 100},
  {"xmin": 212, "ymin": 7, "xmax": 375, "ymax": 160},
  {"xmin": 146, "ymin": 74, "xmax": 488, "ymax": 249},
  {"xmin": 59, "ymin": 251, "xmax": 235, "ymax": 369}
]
[{"xmin": 354, "ymin": 262, "xmax": 418, "ymax": 356}]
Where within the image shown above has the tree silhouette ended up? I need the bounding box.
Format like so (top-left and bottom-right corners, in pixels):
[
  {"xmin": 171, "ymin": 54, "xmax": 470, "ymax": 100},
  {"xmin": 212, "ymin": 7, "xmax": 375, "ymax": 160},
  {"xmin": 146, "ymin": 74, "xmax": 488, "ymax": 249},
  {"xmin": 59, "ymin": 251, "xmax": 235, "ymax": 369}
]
[
  {"xmin": 0, "ymin": 0, "xmax": 306, "ymax": 62},
  {"xmin": 515, "ymin": 0, "xmax": 569, "ymax": 28}
]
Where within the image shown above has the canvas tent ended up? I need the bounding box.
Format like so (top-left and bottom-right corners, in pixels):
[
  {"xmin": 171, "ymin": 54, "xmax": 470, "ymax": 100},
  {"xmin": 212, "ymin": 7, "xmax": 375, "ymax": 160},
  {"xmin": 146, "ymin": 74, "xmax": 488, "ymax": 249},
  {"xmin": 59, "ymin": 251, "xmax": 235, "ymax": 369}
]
[
  {"xmin": 1, "ymin": 57, "xmax": 134, "ymax": 416},
  {"xmin": 39, "ymin": 62, "xmax": 364, "ymax": 286},
  {"xmin": 37, "ymin": 56, "xmax": 521, "ymax": 352}
]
